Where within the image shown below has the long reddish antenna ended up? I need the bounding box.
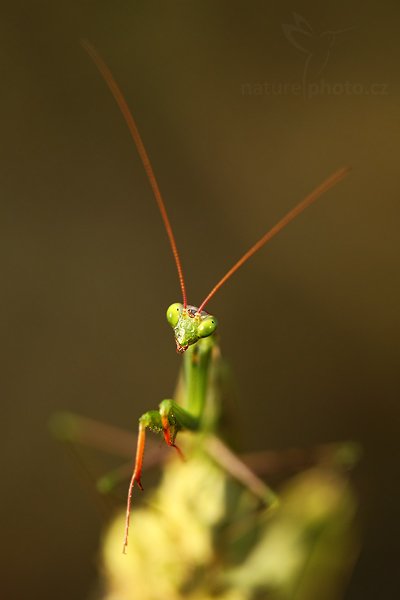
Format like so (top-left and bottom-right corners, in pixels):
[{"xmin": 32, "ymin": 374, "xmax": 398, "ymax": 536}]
[
  {"xmin": 82, "ymin": 40, "xmax": 187, "ymax": 307},
  {"xmin": 197, "ymin": 167, "xmax": 350, "ymax": 313}
]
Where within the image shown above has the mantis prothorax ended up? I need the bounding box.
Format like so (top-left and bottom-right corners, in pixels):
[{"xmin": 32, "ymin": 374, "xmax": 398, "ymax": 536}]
[{"xmin": 82, "ymin": 40, "xmax": 350, "ymax": 554}]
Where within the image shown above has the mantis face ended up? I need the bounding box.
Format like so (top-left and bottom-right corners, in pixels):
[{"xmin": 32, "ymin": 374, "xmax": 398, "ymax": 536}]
[{"xmin": 166, "ymin": 303, "xmax": 218, "ymax": 352}]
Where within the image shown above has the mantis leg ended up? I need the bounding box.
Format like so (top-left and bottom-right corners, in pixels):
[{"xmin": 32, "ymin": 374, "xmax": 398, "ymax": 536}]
[
  {"xmin": 159, "ymin": 398, "xmax": 200, "ymax": 446},
  {"xmin": 123, "ymin": 401, "xmax": 200, "ymax": 553}
]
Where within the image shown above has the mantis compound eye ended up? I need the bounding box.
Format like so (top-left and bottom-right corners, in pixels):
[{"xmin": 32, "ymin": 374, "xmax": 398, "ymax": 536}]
[
  {"xmin": 198, "ymin": 316, "xmax": 218, "ymax": 338},
  {"xmin": 166, "ymin": 303, "xmax": 183, "ymax": 328}
]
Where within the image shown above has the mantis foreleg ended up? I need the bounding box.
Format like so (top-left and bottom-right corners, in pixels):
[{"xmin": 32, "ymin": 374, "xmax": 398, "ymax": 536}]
[{"xmin": 123, "ymin": 399, "xmax": 202, "ymax": 552}]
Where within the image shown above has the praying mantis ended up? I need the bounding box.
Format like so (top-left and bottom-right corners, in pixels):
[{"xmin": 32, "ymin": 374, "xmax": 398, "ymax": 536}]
[{"xmin": 81, "ymin": 41, "xmax": 350, "ymax": 556}]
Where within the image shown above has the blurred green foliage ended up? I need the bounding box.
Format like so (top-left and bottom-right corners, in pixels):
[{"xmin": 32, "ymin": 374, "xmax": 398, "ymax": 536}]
[{"xmin": 101, "ymin": 443, "xmax": 358, "ymax": 600}]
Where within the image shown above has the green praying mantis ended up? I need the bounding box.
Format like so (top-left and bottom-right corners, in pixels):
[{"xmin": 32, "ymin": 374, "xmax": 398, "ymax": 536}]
[{"xmin": 82, "ymin": 41, "xmax": 350, "ymax": 556}]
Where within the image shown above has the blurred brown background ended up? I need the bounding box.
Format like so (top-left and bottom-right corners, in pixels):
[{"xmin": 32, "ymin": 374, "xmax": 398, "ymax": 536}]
[{"xmin": 1, "ymin": 1, "xmax": 399, "ymax": 598}]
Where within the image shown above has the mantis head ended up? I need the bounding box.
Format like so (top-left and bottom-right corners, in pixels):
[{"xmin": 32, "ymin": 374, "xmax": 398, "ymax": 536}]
[{"xmin": 166, "ymin": 303, "xmax": 218, "ymax": 353}]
